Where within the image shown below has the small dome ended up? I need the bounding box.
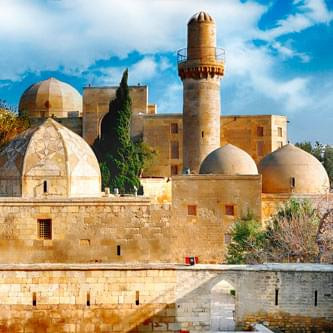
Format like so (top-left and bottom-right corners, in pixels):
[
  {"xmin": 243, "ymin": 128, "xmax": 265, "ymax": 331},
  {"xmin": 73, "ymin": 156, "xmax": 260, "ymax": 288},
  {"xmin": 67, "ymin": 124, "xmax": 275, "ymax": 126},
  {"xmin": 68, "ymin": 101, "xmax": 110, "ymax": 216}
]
[
  {"xmin": 0, "ymin": 118, "xmax": 101, "ymax": 198},
  {"xmin": 258, "ymin": 144, "xmax": 330, "ymax": 194},
  {"xmin": 19, "ymin": 77, "xmax": 82, "ymax": 118},
  {"xmin": 199, "ymin": 144, "xmax": 258, "ymax": 175},
  {"xmin": 188, "ymin": 11, "xmax": 214, "ymax": 24}
]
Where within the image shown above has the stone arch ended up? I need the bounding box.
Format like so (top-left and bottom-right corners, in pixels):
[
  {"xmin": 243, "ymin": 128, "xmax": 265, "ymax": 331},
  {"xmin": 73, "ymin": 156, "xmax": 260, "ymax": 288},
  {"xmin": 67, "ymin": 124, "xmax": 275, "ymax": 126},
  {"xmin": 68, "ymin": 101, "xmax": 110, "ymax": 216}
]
[
  {"xmin": 98, "ymin": 111, "xmax": 108, "ymax": 140},
  {"xmin": 210, "ymin": 278, "xmax": 236, "ymax": 332}
]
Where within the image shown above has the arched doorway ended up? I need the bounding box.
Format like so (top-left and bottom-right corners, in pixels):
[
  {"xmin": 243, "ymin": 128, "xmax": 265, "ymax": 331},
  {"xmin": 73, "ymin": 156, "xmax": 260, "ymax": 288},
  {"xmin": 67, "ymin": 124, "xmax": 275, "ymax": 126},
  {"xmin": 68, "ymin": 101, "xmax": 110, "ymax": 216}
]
[{"xmin": 210, "ymin": 280, "xmax": 236, "ymax": 332}]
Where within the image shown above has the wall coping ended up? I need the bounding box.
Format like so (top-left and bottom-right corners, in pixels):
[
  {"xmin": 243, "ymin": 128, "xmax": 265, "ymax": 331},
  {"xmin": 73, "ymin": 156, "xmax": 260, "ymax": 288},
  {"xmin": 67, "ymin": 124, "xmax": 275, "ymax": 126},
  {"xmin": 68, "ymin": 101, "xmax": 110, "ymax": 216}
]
[
  {"xmin": 0, "ymin": 196, "xmax": 151, "ymax": 205},
  {"xmin": 172, "ymin": 175, "xmax": 261, "ymax": 181},
  {"xmin": 0, "ymin": 263, "xmax": 331, "ymax": 272}
]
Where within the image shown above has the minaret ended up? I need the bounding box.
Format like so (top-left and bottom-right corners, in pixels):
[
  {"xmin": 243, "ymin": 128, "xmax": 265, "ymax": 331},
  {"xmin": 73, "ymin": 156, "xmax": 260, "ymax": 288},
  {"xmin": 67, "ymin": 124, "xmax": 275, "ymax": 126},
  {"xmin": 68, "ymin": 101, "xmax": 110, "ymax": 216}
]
[{"xmin": 178, "ymin": 11, "xmax": 224, "ymax": 173}]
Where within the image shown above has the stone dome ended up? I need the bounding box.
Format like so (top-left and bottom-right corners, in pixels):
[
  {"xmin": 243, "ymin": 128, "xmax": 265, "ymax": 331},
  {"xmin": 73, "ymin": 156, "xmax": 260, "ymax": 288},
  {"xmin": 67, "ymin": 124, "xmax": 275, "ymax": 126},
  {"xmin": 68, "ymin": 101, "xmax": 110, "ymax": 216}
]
[
  {"xmin": 188, "ymin": 11, "xmax": 214, "ymax": 24},
  {"xmin": 19, "ymin": 77, "xmax": 82, "ymax": 118},
  {"xmin": 199, "ymin": 144, "xmax": 258, "ymax": 175},
  {"xmin": 0, "ymin": 118, "xmax": 101, "ymax": 198},
  {"xmin": 258, "ymin": 144, "xmax": 330, "ymax": 194}
]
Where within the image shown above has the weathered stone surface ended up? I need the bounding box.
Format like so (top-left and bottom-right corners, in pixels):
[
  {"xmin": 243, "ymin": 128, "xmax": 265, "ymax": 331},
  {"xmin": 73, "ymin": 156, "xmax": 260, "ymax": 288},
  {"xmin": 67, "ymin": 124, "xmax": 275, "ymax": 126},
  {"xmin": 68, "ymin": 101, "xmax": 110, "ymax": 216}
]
[{"xmin": 0, "ymin": 264, "xmax": 330, "ymax": 332}]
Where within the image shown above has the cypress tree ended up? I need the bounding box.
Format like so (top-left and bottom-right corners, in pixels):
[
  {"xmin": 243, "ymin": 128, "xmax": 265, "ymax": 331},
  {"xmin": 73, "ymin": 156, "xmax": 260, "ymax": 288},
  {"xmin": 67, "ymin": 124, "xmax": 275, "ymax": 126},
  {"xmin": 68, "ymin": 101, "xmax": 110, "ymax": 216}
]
[{"xmin": 93, "ymin": 69, "xmax": 141, "ymax": 193}]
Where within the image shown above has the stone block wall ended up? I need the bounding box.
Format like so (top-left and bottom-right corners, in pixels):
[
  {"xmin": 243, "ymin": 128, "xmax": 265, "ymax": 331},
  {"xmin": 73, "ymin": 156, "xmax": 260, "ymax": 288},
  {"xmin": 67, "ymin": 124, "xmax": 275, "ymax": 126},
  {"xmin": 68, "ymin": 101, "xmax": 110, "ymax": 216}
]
[
  {"xmin": 0, "ymin": 264, "xmax": 331, "ymax": 332},
  {"xmin": 171, "ymin": 175, "xmax": 262, "ymax": 263},
  {"xmin": 0, "ymin": 198, "xmax": 172, "ymax": 264},
  {"xmin": 142, "ymin": 114, "xmax": 288, "ymax": 177}
]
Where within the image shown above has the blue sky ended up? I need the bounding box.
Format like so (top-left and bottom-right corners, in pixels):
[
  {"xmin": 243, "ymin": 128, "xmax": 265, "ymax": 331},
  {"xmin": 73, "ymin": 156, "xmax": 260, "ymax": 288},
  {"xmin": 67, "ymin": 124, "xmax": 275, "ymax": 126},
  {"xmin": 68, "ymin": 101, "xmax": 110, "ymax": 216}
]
[{"xmin": 0, "ymin": 0, "xmax": 332, "ymax": 143}]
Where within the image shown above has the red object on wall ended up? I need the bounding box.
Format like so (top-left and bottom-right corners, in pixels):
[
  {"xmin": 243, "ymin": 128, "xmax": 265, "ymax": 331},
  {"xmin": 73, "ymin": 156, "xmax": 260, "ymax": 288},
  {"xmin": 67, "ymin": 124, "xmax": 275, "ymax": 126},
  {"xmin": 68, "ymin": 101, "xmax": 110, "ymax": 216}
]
[
  {"xmin": 179, "ymin": 330, "xmax": 190, "ymax": 333},
  {"xmin": 184, "ymin": 256, "xmax": 198, "ymax": 265}
]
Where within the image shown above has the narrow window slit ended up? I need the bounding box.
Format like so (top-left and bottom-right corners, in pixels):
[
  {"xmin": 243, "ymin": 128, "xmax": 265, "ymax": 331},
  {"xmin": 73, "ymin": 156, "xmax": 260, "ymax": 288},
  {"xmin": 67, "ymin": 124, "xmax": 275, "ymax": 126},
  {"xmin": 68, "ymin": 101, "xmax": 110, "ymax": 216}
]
[
  {"xmin": 32, "ymin": 292, "xmax": 37, "ymax": 306},
  {"xmin": 86, "ymin": 292, "xmax": 90, "ymax": 306},
  {"xmin": 275, "ymin": 288, "xmax": 279, "ymax": 306},
  {"xmin": 135, "ymin": 291, "xmax": 139, "ymax": 306},
  {"xmin": 43, "ymin": 180, "xmax": 48, "ymax": 193},
  {"xmin": 117, "ymin": 245, "xmax": 121, "ymax": 256},
  {"xmin": 314, "ymin": 290, "xmax": 318, "ymax": 307},
  {"xmin": 201, "ymin": 131, "xmax": 204, "ymax": 138}
]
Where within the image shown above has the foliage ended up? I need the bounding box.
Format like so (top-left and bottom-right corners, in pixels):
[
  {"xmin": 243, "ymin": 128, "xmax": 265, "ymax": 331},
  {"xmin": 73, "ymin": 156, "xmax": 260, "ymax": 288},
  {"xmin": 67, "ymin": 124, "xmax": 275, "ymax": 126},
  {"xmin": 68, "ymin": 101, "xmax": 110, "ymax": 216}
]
[
  {"xmin": 264, "ymin": 199, "xmax": 320, "ymax": 263},
  {"xmin": 295, "ymin": 141, "xmax": 333, "ymax": 187},
  {"xmin": 226, "ymin": 212, "xmax": 265, "ymax": 264},
  {"xmin": 93, "ymin": 69, "xmax": 155, "ymax": 193},
  {"xmin": 0, "ymin": 100, "xmax": 30, "ymax": 147},
  {"xmin": 317, "ymin": 208, "xmax": 333, "ymax": 263},
  {"xmin": 226, "ymin": 199, "xmax": 333, "ymax": 264}
]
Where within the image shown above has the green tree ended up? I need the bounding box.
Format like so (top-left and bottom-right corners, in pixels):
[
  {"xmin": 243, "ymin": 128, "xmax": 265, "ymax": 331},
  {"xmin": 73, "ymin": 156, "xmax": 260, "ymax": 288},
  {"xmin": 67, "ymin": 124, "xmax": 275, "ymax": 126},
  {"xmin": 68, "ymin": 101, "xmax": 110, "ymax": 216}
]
[
  {"xmin": 93, "ymin": 69, "xmax": 155, "ymax": 193},
  {"xmin": 323, "ymin": 145, "xmax": 333, "ymax": 187},
  {"xmin": 0, "ymin": 100, "xmax": 30, "ymax": 147},
  {"xmin": 226, "ymin": 213, "xmax": 265, "ymax": 264}
]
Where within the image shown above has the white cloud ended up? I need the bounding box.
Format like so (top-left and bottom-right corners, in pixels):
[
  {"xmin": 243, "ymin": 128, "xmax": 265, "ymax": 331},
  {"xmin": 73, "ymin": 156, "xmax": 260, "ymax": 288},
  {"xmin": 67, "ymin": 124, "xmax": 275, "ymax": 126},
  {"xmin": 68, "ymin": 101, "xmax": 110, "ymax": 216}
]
[
  {"xmin": 0, "ymin": 0, "xmax": 331, "ymax": 120},
  {"xmin": 261, "ymin": 0, "xmax": 332, "ymax": 40}
]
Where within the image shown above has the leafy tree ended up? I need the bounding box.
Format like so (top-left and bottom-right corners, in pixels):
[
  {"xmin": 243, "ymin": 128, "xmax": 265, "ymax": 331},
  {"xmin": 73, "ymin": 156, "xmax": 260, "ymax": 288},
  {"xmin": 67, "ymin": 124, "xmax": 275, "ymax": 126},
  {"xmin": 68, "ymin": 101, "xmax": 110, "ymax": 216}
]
[
  {"xmin": 264, "ymin": 199, "xmax": 320, "ymax": 263},
  {"xmin": 226, "ymin": 213, "xmax": 265, "ymax": 264},
  {"xmin": 93, "ymin": 69, "xmax": 155, "ymax": 193},
  {"xmin": 226, "ymin": 199, "xmax": 333, "ymax": 264},
  {"xmin": 0, "ymin": 100, "xmax": 30, "ymax": 147},
  {"xmin": 323, "ymin": 146, "xmax": 333, "ymax": 187}
]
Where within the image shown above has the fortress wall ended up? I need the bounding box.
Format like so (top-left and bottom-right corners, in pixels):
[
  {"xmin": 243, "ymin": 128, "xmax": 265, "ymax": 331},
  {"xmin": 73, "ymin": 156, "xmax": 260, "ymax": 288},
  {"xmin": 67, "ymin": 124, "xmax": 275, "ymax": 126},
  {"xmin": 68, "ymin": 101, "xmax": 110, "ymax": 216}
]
[
  {"xmin": 0, "ymin": 199, "xmax": 172, "ymax": 264},
  {"xmin": 0, "ymin": 264, "xmax": 331, "ymax": 332}
]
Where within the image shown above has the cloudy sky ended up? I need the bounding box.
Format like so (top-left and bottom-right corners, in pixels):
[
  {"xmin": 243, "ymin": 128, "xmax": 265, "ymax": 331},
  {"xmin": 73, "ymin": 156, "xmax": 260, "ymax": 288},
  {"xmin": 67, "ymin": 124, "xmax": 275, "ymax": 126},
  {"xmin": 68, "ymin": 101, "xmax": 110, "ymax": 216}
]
[{"xmin": 0, "ymin": 0, "xmax": 332, "ymax": 143}]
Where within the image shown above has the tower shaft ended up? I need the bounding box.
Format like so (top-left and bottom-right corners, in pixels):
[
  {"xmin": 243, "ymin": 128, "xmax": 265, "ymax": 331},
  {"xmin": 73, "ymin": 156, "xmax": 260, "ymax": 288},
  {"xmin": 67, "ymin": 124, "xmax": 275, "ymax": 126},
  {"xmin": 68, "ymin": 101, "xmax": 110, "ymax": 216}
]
[{"xmin": 178, "ymin": 12, "xmax": 224, "ymax": 173}]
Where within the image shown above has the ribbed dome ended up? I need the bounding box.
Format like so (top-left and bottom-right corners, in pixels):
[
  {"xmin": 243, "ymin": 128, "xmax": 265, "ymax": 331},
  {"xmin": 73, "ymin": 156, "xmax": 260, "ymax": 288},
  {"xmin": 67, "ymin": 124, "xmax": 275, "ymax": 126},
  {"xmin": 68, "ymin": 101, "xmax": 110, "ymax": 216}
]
[
  {"xmin": 258, "ymin": 144, "xmax": 330, "ymax": 194},
  {"xmin": 0, "ymin": 118, "xmax": 101, "ymax": 198},
  {"xmin": 199, "ymin": 144, "xmax": 258, "ymax": 175},
  {"xmin": 188, "ymin": 11, "xmax": 214, "ymax": 24},
  {"xmin": 19, "ymin": 77, "xmax": 82, "ymax": 118}
]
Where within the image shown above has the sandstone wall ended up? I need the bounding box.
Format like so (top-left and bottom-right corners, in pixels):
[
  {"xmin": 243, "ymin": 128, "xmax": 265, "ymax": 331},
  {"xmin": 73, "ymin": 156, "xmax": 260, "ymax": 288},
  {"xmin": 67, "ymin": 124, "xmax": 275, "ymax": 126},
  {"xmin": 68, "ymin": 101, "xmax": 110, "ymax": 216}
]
[
  {"xmin": 0, "ymin": 198, "xmax": 172, "ymax": 264},
  {"xmin": 171, "ymin": 175, "xmax": 262, "ymax": 263},
  {"xmin": 0, "ymin": 264, "xmax": 330, "ymax": 333},
  {"xmin": 143, "ymin": 114, "xmax": 287, "ymax": 177},
  {"xmin": 83, "ymin": 86, "xmax": 148, "ymax": 145}
]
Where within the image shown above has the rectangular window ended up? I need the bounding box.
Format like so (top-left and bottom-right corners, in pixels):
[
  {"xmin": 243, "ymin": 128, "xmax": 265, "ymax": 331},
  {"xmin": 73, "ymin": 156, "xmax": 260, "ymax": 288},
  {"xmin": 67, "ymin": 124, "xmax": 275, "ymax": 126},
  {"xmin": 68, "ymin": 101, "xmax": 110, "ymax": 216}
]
[
  {"xmin": 171, "ymin": 165, "xmax": 178, "ymax": 176},
  {"xmin": 257, "ymin": 126, "xmax": 264, "ymax": 137},
  {"xmin": 32, "ymin": 292, "xmax": 37, "ymax": 306},
  {"xmin": 314, "ymin": 290, "xmax": 318, "ymax": 307},
  {"xmin": 187, "ymin": 205, "xmax": 197, "ymax": 216},
  {"xmin": 278, "ymin": 127, "xmax": 283, "ymax": 137},
  {"xmin": 38, "ymin": 219, "xmax": 52, "ymax": 240},
  {"xmin": 290, "ymin": 177, "xmax": 296, "ymax": 188},
  {"xmin": 117, "ymin": 245, "xmax": 121, "ymax": 256},
  {"xmin": 170, "ymin": 141, "xmax": 179, "ymax": 159},
  {"xmin": 135, "ymin": 291, "xmax": 140, "ymax": 306},
  {"xmin": 257, "ymin": 141, "xmax": 264, "ymax": 156},
  {"xmin": 225, "ymin": 205, "xmax": 235, "ymax": 216},
  {"xmin": 170, "ymin": 123, "xmax": 178, "ymax": 134}
]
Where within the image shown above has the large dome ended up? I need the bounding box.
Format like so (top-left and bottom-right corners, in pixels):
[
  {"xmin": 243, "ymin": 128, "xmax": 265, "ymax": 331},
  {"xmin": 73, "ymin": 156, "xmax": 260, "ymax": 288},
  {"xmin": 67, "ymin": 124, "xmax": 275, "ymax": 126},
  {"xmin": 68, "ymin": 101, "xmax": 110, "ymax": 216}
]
[
  {"xmin": 19, "ymin": 77, "xmax": 82, "ymax": 118},
  {"xmin": 258, "ymin": 144, "xmax": 329, "ymax": 194},
  {"xmin": 0, "ymin": 118, "xmax": 101, "ymax": 198},
  {"xmin": 199, "ymin": 144, "xmax": 258, "ymax": 175}
]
